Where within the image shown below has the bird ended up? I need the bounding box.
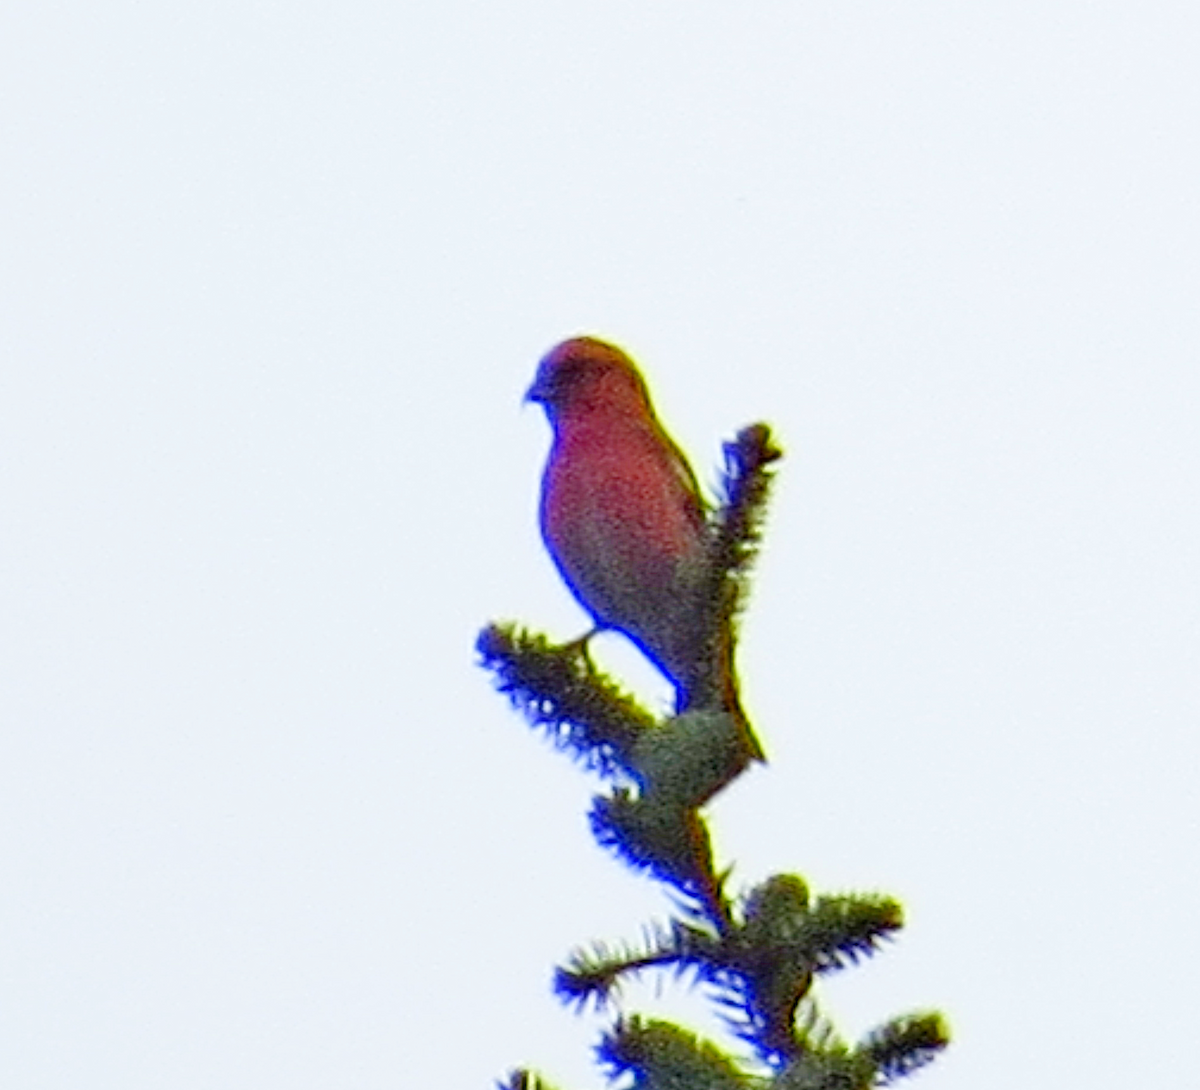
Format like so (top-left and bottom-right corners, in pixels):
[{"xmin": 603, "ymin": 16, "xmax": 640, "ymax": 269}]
[{"xmin": 526, "ymin": 335, "xmax": 764, "ymax": 763}]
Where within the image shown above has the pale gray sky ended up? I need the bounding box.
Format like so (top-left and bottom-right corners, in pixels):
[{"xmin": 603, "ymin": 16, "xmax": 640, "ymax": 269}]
[{"xmin": 3, "ymin": 3, "xmax": 1197, "ymax": 1088}]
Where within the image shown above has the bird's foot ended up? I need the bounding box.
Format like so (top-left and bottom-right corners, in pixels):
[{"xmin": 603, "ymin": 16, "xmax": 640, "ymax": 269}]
[{"xmin": 557, "ymin": 628, "xmax": 600, "ymax": 673}]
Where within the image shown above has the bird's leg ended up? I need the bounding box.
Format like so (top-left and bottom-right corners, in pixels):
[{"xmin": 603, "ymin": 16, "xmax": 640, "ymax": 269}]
[{"xmin": 558, "ymin": 627, "xmax": 602, "ymax": 673}]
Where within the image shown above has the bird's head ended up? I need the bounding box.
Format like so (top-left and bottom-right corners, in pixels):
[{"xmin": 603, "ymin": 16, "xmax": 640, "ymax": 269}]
[{"xmin": 525, "ymin": 336, "xmax": 652, "ymax": 419}]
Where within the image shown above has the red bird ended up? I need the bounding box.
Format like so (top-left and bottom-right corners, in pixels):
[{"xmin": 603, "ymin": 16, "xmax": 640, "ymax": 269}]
[{"xmin": 527, "ymin": 336, "xmax": 764, "ymax": 763}]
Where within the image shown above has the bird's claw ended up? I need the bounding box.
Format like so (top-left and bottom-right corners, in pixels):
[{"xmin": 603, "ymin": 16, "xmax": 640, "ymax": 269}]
[{"xmin": 558, "ymin": 629, "xmax": 600, "ymax": 673}]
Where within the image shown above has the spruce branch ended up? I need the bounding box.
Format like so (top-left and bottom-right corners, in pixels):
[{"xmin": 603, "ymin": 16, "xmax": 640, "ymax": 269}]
[
  {"xmin": 798, "ymin": 894, "xmax": 904, "ymax": 974},
  {"xmin": 555, "ymin": 935, "xmax": 685, "ymax": 1011},
  {"xmin": 627, "ymin": 878, "xmax": 906, "ymax": 1065},
  {"xmin": 769, "ymin": 1007, "xmax": 951, "ymax": 1089},
  {"xmin": 597, "ymin": 1017, "xmax": 752, "ymax": 1090},
  {"xmin": 686, "ymin": 423, "xmax": 783, "ymax": 729},
  {"xmin": 788, "ymin": 998, "xmax": 845, "ymax": 1056},
  {"xmin": 496, "ymin": 1071, "xmax": 561, "ymax": 1090},
  {"xmin": 476, "ymin": 623, "xmax": 656, "ymax": 776},
  {"xmin": 775, "ymin": 1044, "xmax": 875, "ymax": 1090},
  {"xmin": 706, "ymin": 423, "xmax": 784, "ymax": 627},
  {"xmin": 589, "ymin": 791, "xmax": 727, "ymax": 921},
  {"xmin": 633, "ymin": 708, "xmax": 758, "ymax": 806},
  {"xmin": 858, "ymin": 1013, "xmax": 950, "ymax": 1084},
  {"xmin": 548, "ymin": 873, "xmax": 912, "ymax": 1071},
  {"xmin": 555, "ymin": 915, "xmax": 727, "ymax": 1010}
]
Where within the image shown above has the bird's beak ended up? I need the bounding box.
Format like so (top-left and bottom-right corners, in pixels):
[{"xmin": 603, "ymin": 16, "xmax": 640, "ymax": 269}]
[{"xmin": 524, "ymin": 371, "xmax": 550, "ymax": 405}]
